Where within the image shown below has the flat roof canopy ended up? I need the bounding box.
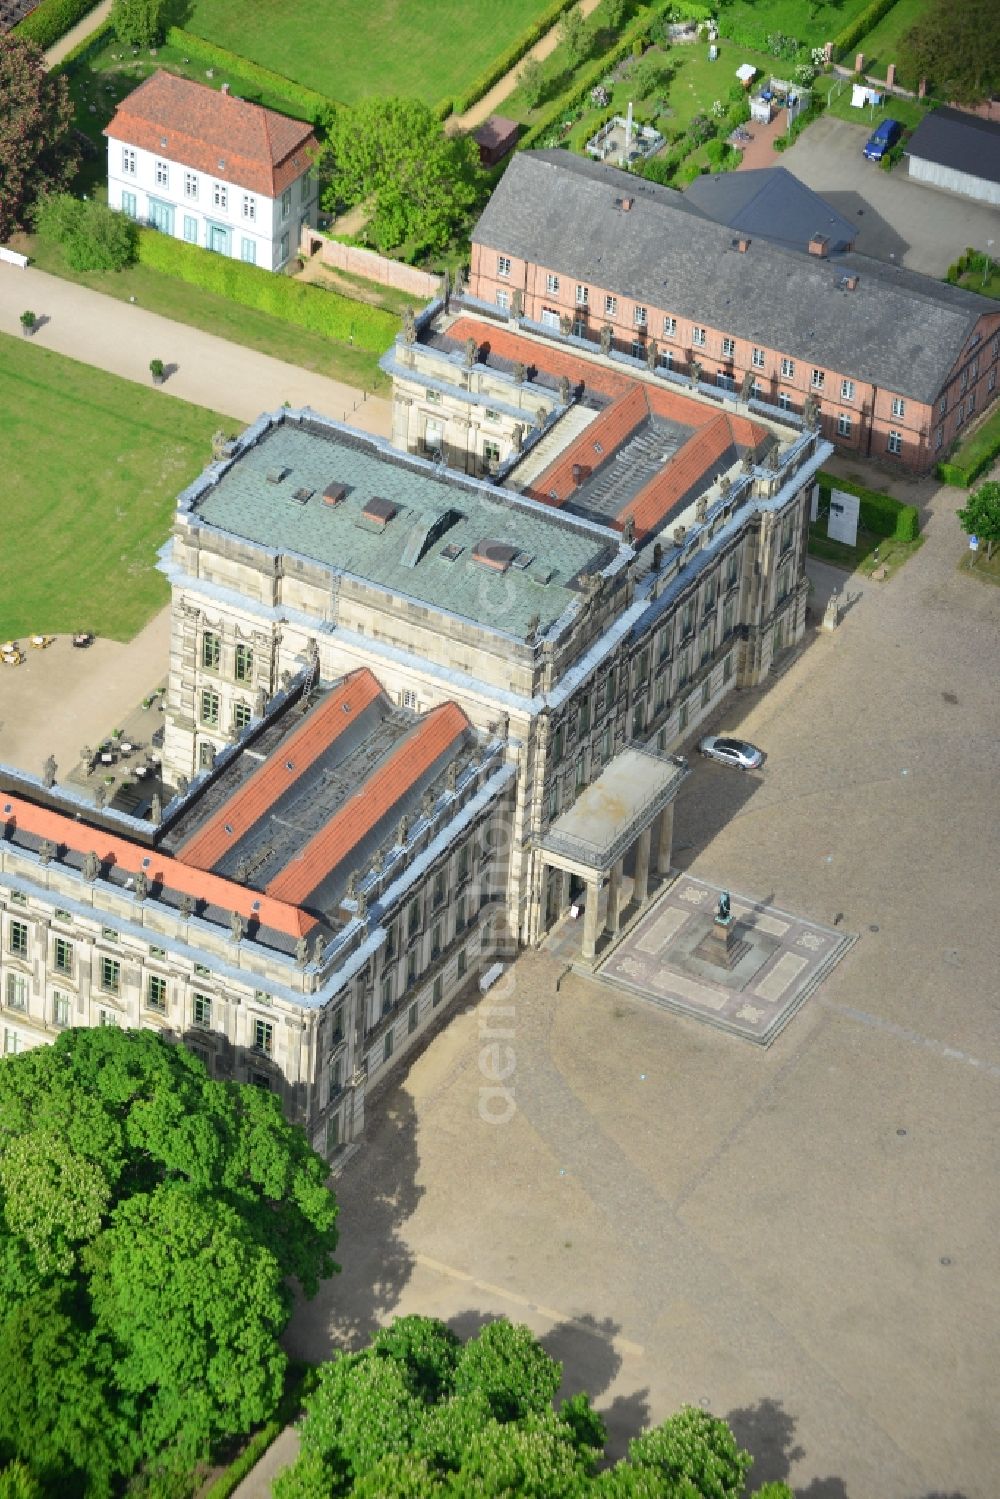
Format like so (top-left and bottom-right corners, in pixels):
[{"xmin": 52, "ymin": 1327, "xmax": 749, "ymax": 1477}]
[{"xmin": 541, "ymin": 746, "xmax": 686, "ymax": 873}]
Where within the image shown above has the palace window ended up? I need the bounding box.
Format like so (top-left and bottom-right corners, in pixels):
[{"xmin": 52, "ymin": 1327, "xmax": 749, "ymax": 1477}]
[
  {"xmin": 53, "ymin": 937, "xmax": 73, "ymax": 975},
  {"xmin": 633, "ymin": 305, "xmax": 647, "ymax": 327},
  {"xmin": 253, "ymin": 1018, "xmax": 274, "ymax": 1056},
  {"xmin": 605, "ymin": 294, "xmax": 618, "ymax": 316},
  {"xmin": 692, "ymin": 326, "xmax": 706, "ymax": 347},
  {"xmin": 5, "ymin": 974, "xmax": 26, "ymax": 1010},
  {"xmin": 100, "ymin": 957, "xmax": 121, "ymax": 995},
  {"xmin": 497, "ymin": 255, "xmax": 511, "ymax": 278},
  {"xmin": 155, "ymin": 159, "xmax": 168, "ymax": 187},
  {"xmin": 752, "ymin": 347, "xmax": 765, "ymax": 369},
  {"xmin": 495, "ymin": 288, "xmax": 509, "ymax": 311},
  {"xmin": 546, "ymin": 273, "xmax": 560, "ymax": 293},
  {"xmin": 202, "ymin": 631, "xmax": 221, "ymax": 670},
  {"xmin": 663, "ymin": 315, "xmax": 676, "ymax": 337},
  {"xmin": 193, "ymin": 993, "xmax": 212, "ymax": 1029},
  {"xmin": 8, "ymin": 920, "xmax": 28, "ymax": 958},
  {"xmin": 887, "ymin": 430, "xmax": 902, "ymax": 455},
  {"xmin": 841, "ymin": 378, "xmax": 855, "ymax": 401},
  {"xmin": 184, "ymin": 170, "xmax": 198, "ymax": 198},
  {"xmin": 722, "ymin": 336, "xmax": 735, "ymax": 357},
  {"xmin": 780, "ymin": 357, "xmax": 795, "ymax": 378},
  {"xmin": 812, "ymin": 369, "xmax": 826, "ymax": 390},
  {"xmin": 837, "ymin": 413, "xmax": 852, "ymax": 437},
  {"xmin": 891, "ymin": 396, "xmax": 905, "ymax": 418},
  {"xmin": 146, "ymin": 975, "xmax": 167, "ymax": 1013},
  {"xmin": 213, "ymin": 181, "xmax": 227, "ymax": 210},
  {"xmin": 575, "ymin": 284, "xmax": 589, "ymax": 306},
  {"xmin": 122, "ymin": 147, "xmax": 136, "ymax": 175},
  {"xmin": 234, "ymin": 643, "xmax": 253, "ymax": 682},
  {"xmin": 200, "ymin": 689, "xmax": 220, "ymax": 727},
  {"xmin": 53, "ymin": 992, "xmax": 70, "ymax": 1028},
  {"xmin": 242, "ymin": 194, "xmax": 256, "ymax": 221},
  {"xmin": 232, "ymin": 701, "xmax": 251, "ymax": 732}
]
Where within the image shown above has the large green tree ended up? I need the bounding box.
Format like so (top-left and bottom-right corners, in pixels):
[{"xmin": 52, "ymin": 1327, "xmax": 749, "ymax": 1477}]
[
  {"xmin": 898, "ymin": 0, "xmax": 1000, "ymax": 104},
  {"xmin": 0, "ymin": 1029, "xmax": 338, "ymax": 1491},
  {"xmin": 110, "ymin": 0, "xmax": 168, "ymax": 48},
  {"xmin": 957, "ymin": 479, "xmax": 1000, "ymax": 559},
  {"xmin": 274, "ymin": 1315, "xmax": 785, "ymax": 1497},
  {"xmin": 319, "ymin": 98, "xmax": 485, "ymax": 259},
  {"xmin": 0, "ymin": 33, "xmax": 79, "ymax": 242}
]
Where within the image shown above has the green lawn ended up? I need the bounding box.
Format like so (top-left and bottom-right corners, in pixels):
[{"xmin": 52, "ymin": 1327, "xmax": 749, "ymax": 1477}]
[
  {"xmin": 0, "ymin": 335, "xmax": 230, "ymax": 641},
  {"xmin": 823, "ymin": 77, "xmax": 929, "ymax": 129},
  {"xmin": 17, "ymin": 234, "xmax": 390, "ymax": 394},
  {"xmin": 808, "ymin": 521, "xmax": 923, "ymax": 577},
  {"xmin": 720, "ymin": 0, "xmax": 873, "ymax": 48},
  {"xmin": 182, "ymin": 0, "xmax": 551, "ymax": 105},
  {"xmin": 503, "ymin": 23, "xmax": 778, "ymax": 149},
  {"xmin": 854, "ymin": 0, "xmax": 930, "ymax": 86}
]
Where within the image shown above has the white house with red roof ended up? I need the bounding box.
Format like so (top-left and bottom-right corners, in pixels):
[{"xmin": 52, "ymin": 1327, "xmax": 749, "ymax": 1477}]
[{"xmin": 104, "ymin": 71, "xmax": 319, "ymax": 271}]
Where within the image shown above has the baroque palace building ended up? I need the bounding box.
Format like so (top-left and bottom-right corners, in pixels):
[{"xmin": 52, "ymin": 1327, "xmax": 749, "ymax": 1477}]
[{"xmin": 0, "ymin": 280, "xmax": 833, "ymax": 1160}]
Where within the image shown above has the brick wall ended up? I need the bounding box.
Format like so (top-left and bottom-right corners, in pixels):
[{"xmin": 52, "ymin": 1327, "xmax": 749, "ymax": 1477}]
[{"xmin": 302, "ymin": 229, "xmax": 441, "ymax": 299}]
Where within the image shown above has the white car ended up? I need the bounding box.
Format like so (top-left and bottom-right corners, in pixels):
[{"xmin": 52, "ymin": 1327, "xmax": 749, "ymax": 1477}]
[{"xmin": 698, "ymin": 735, "xmax": 764, "ymax": 769}]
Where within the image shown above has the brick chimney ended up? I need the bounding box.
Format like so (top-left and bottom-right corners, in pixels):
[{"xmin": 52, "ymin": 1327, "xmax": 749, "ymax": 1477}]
[
  {"xmin": 886, "ymin": 62, "xmax": 896, "ymax": 90},
  {"xmin": 808, "ymin": 234, "xmax": 829, "ymax": 258},
  {"xmin": 622, "ymin": 197, "xmax": 634, "ymax": 211},
  {"xmin": 737, "ymin": 235, "xmax": 751, "ymax": 253},
  {"xmin": 221, "ymin": 82, "xmax": 230, "ymax": 95}
]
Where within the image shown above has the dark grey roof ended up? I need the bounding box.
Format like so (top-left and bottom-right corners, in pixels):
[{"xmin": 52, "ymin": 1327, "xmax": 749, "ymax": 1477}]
[
  {"xmin": 473, "ymin": 151, "xmax": 995, "ymax": 402},
  {"xmin": 683, "ymin": 166, "xmax": 857, "ymax": 254},
  {"xmin": 905, "ymin": 107, "xmax": 1000, "ymax": 185}
]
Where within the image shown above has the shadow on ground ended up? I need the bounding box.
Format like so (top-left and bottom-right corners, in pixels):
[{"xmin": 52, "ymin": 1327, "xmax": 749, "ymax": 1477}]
[{"xmin": 284, "ymin": 1085, "xmax": 423, "ymax": 1360}]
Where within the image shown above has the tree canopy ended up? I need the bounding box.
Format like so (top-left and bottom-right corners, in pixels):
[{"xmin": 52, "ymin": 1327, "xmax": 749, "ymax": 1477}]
[
  {"xmin": 34, "ymin": 193, "xmax": 139, "ymax": 272},
  {"xmin": 0, "ymin": 33, "xmax": 79, "ymax": 242},
  {"xmin": 898, "ymin": 0, "xmax": 1000, "ymax": 104},
  {"xmin": 957, "ymin": 479, "xmax": 1000, "ymax": 559},
  {"xmin": 274, "ymin": 1315, "xmax": 789, "ymax": 1498},
  {"xmin": 111, "ymin": 0, "xmax": 168, "ymax": 48},
  {"xmin": 0, "ymin": 1028, "xmax": 338, "ymax": 1493},
  {"xmin": 318, "ymin": 98, "xmax": 485, "ymax": 260}
]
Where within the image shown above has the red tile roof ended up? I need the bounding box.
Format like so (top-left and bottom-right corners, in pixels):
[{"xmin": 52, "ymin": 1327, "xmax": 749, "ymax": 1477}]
[
  {"xmin": 445, "ymin": 317, "xmax": 636, "ymax": 402},
  {"xmin": 524, "ymin": 384, "xmax": 652, "ymax": 506},
  {"xmin": 104, "ymin": 70, "xmax": 317, "ymax": 198},
  {"xmin": 2, "ymin": 796, "xmax": 314, "ymax": 939},
  {"xmin": 177, "ymin": 669, "xmax": 384, "ymax": 873},
  {"xmin": 624, "ymin": 414, "xmax": 770, "ymax": 542},
  {"xmin": 265, "ymin": 702, "xmax": 470, "ymax": 907}
]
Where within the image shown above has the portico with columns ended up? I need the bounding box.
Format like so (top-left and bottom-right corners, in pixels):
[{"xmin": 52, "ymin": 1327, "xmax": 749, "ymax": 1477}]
[{"xmin": 533, "ymin": 746, "xmax": 687, "ymax": 962}]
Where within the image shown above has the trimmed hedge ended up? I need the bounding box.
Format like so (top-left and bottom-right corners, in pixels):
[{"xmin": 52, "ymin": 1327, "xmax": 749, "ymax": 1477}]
[
  {"xmin": 831, "ymin": 0, "xmax": 901, "ymax": 63},
  {"xmin": 444, "ymin": 0, "xmax": 578, "ymax": 116},
  {"xmin": 137, "ymin": 231, "xmax": 399, "ymax": 351},
  {"xmin": 936, "ymin": 407, "xmax": 1000, "ymax": 488},
  {"xmin": 14, "ymin": 0, "xmax": 100, "ymax": 49},
  {"xmin": 517, "ymin": 0, "xmax": 673, "ymax": 153},
  {"xmin": 818, "ymin": 471, "xmax": 920, "ymax": 540},
  {"xmin": 164, "ymin": 26, "xmax": 339, "ymax": 121}
]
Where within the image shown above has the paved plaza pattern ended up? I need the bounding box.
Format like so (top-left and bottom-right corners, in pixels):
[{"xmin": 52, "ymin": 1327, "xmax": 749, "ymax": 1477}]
[
  {"xmin": 288, "ymin": 470, "xmax": 999, "ymax": 1499},
  {"xmin": 599, "ymin": 875, "xmax": 856, "ymax": 1044}
]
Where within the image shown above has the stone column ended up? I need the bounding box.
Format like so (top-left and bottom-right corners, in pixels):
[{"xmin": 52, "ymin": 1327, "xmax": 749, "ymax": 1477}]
[
  {"xmin": 582, "ymin": 879, "xmax": 601, "ymax": 963},
  {"xmin": 561, "ymin": 868, "xmax": 573, "ymax": 913},
  {"xmin": 606, "ymin": 857, "xmax": 624, "ymax": 935},
  {"xmin": 655, "ymin": 804, "xmax": 674, "ymax": 876},
  {"xmin": 633, "ymin": 826, "xmax": 652, "ymax": 905}
]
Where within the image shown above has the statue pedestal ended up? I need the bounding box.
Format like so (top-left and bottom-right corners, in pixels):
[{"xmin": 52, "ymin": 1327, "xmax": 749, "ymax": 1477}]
[
  {"xmin": 709, "ymin": 914, "xmax": 736, "ymax": 952},
  {"xmin": 694, "ymin": 913, "xmax": 750, "ymax": 972}
]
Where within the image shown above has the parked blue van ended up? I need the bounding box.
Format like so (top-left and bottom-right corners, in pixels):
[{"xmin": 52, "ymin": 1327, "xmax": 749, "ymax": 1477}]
[{"xmin": 863, "ymin": 118, "xmax": 902, "ymax": 161}]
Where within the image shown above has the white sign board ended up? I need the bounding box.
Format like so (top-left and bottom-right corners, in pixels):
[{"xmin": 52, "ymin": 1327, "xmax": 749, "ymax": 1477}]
[{"xmin": 827, "ymin": 488, "xmax": 860, "ymax": 547}]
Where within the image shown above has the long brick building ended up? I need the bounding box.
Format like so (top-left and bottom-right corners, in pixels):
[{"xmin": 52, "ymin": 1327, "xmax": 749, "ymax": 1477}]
[{"xmin": 468, "ymin": 151, "xmax": 1000, "ymax": 474}]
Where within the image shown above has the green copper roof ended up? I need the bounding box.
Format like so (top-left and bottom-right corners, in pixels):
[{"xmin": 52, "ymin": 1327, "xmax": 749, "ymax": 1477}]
[{"xmin": 189, "ymin": 417, "xmax": 619, "ymax": 638}]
